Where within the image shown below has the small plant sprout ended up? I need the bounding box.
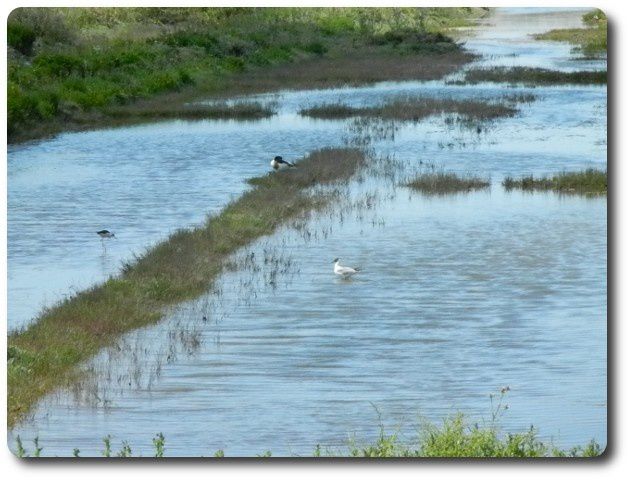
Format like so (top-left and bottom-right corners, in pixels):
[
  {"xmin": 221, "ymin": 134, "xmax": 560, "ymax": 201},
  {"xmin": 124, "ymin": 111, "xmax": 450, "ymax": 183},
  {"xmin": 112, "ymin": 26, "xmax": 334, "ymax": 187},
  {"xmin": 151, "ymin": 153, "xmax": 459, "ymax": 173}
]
[
  {"xmin": 153, "ymin": 432, "xmax": 165, "ymax": 457},
  {"xmin": 33, "ymin": 437, "xmax": 42, "ymax": 457},
  {"xmin": 102, "ymin": 435, "xmax": 112, "ymax": 457},
  {"xmin": 15, "ymin": 436, "xmax": 26, "ymax": 458},
  {"xmin": 490, "ymin": 386, "xmax": 511, "ymax": 424},
  {"xmin": 117, "ymin": 441, "xmax": 132, "ymax": 457}
]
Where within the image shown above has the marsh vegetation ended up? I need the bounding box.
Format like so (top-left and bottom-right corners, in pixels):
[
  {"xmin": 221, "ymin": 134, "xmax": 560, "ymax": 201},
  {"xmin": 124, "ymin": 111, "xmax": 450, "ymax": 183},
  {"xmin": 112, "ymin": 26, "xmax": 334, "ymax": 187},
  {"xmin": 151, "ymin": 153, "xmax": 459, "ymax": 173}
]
[
  {"xmin": 106, "ymin": 100, "xmax": 277, "ymax": 121},
  {"xmin": 300, "ymin": 95, "xmax": 534, "ymax": 122},
  {"xmin": 13, "ymin": 409, "xmax": 602, "ymax": 458},
  {"xmin": 7, "ymin": 8, "xmax": 607, "ymax": 456},
  {"xmin": 534, "ymin": 9, "xmax": 607, "ymax": 58},
  {"xmin": 454, "ymin": 67, "xmax": 606, "ymax": 86},
  {"xmin": 503, "ymin": 169, "xmax": 607, "ymax": 195},
  {"xmin": 7, "ymin": 7, "xmax": 487, "ymax": 142},
  {"xmin": 407, "ymin": 171, "xmax": 490, "ymax": 195}
]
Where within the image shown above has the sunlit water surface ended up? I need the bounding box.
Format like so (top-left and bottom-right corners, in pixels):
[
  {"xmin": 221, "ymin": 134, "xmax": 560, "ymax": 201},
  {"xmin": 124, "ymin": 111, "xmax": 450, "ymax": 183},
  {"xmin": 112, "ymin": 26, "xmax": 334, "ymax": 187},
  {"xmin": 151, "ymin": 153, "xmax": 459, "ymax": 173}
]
[{"xmin": 8, "ymin": 8, "xmax": 606, "ymax": 456}]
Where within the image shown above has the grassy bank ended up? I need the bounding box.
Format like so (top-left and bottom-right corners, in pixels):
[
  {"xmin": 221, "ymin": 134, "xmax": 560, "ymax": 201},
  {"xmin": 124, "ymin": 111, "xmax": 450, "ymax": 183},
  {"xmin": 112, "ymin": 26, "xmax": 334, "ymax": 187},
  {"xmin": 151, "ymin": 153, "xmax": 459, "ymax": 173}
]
[
  {"xmin": 7, "ymin": 147, "xmax": 366, "ymax": 428},
  {"xmin": 407, "ymin": 172, "xmax": 490, "ymax": 194},
  {"xmin": 299, "ymin": 95, "xmax": 532, "ymax": 122},
  {"xmin": 8, "ymin": 7, "xmax": 487, "ymax": 142},
  {"xmin": 13, "ymin": 413, "xmax": 602, "ymax": 457},
  {"xmin": 503, "ymin": 169, "xmax": 607, "ymax": 195},
  {"xmin": 534, "ymin": 9, "xmax": 607, "ymax": 57},
  {"xmin": 105, "ymin": 100, "xmax": 276, "ymax": 121},
  {"xmin": 453, "ymin": 67, "xmax": 607, "ymax": 86}
]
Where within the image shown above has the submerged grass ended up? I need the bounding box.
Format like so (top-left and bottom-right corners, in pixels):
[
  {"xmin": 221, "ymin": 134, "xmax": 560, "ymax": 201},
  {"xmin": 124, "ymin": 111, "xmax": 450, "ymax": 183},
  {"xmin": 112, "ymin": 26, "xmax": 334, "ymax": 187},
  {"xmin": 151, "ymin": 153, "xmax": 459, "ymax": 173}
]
[
  {"xmin": 12, "ymin": 413, "xmax": 602, "ymax": 458},
  {"xmin": 7, "ymin": 147, "xmax": 366, "ymax": 428},
  {"xmin": 534, "ymin": 9, "xmax": 607, "ymax": 57},
  {"xmin": 299, "ymin": 96, "xmax": 529, "ymax": 122},
  {"xmin": 455, "ymin": 67, "xmax": 607, "ymax": 86},
  {"xmin": 503, "ymin": 169, "xmax": 607, "ymax": 195},
  {"xmin": 407, "ymin": 172, "xmax": 490, "ymax": 195}
]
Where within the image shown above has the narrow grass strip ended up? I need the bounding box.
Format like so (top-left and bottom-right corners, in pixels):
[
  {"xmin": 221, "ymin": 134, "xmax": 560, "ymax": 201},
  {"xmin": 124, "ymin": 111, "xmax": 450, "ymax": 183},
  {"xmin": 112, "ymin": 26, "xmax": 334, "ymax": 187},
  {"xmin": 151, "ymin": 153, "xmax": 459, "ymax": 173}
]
[
  {"xmin": 299, "ymin": 95, "xmax": 534, "ymax": 122},
  {"xmin": 503, "ymin": 169, "xmax": 607, "ymax": 195},
  {"xmin": 407, "ymin": 172, "xmax": 490, "ymax": 194},
  {"xmin": 105, "ymin": 101, "xmax": 276, "ymax": 121},
  {"xmin": 455, "ymin": 67, "xmax": 607, "ymax": 86},
  {"xmin": 7, "ymin": 147, "xmax": 366, "ymax": 428}
]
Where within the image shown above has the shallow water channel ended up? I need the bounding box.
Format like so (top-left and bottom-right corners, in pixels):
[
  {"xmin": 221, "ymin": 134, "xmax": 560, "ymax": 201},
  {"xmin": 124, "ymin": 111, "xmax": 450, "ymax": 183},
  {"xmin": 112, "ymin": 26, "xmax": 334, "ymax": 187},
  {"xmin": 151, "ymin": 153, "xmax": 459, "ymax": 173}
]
[{"xmin": 8, "ymin": 8, "xmax": 606, "ymax": 456}]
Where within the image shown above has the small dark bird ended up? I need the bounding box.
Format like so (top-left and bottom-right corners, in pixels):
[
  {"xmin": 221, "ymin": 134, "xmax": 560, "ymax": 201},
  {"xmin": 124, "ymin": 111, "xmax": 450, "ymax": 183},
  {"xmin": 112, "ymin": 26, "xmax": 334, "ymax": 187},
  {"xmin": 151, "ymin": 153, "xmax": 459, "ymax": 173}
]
[
  {"xmin": 96, "ymin": 230, "xmax": 115, "ymax": 239},
  {"xmin": 270, "ymin": 155, "xmax": 295, "ymax": 170}
]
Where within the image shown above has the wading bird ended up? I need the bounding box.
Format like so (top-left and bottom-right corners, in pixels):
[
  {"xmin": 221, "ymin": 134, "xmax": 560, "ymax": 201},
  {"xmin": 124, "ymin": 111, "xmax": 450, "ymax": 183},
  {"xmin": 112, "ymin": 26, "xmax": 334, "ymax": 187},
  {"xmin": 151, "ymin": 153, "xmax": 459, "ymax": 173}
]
[
  {"xmin": 333, "ymin": 258, "xmax": 360, "ymax": 278},
  {"xmin": 97, "ymin": 229, "xmax": 115, "ymax": 239},
  {"xmin": 270, "ymin": 155, "xmax": 295, "ymax": 170}
]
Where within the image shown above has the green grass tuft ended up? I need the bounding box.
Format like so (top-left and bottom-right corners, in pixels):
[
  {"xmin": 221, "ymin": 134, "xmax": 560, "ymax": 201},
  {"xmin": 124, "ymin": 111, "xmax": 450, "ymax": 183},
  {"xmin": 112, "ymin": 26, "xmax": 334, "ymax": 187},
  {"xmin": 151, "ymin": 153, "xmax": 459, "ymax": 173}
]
[
  {"xmin": 299, "ymin": 95, "xmax": 531, "ymax": 122},
  {"xmin": 503, "ymin": 169, "xmax": 607, "ymax": 195},
  {"xmin": 407, "ymin": 171, "xmax": 490, "ymax": 195},
  {"xmin": 456, "ymin": 67, "xmax": 606, "ymax": 86},
  {"xmin": 534, "ymin": 9, "xmax": 607, "ymax": 57}
]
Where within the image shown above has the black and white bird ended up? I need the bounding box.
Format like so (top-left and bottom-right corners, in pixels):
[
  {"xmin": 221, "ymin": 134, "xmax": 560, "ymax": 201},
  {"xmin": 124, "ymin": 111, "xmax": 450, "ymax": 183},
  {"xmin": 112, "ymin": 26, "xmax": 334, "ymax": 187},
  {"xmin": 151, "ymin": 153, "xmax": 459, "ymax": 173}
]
[
  {"xmin": 333, "ymin": 258, "xmax": 360, "ymax": 278},
  {"xmin": 270, "ymin": 155, "xmax": 295, "ymax": 170},
  {"xmin": 96, "ymin": 229, "xmax": 115, "ymax": 240}
]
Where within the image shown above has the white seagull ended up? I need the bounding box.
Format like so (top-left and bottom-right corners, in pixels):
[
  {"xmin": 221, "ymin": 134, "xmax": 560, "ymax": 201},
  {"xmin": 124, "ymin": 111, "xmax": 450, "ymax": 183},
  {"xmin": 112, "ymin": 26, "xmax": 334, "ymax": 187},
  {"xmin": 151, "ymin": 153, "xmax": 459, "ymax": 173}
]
[
  {"xmin": 333, "ymin": 258, "xmax": 360, "ymax": 278},
  {"xmin": 270, "ymin": 155, "xmax": 295, "ymax": 170}
]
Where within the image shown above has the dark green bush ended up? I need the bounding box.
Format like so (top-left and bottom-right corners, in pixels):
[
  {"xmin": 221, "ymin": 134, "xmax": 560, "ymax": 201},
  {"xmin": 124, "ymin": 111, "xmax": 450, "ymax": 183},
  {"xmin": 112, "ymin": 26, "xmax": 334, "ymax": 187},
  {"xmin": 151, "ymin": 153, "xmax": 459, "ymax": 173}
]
[
  {"xmin": 33, "ymin": 52, "xmax": 85, "ymax": 77},
  {"xmin": 303, "ymin": 41, "xmax": 327, "ymax": 55},
  {"xmin": 371, "ymin": 29, "xmax": 458, "ymax": 53},
  {"xmin": 7, "ymin": 22, "xmax": 37, "ymax": 55},
  {"xmin": 8, "ymin": 8, "xmax": 75, "ymax": 51},
  {"xmin": 164, "ymin": 31, "xmax": 221, "ymax": 54},
  {"xmin": 223, "ymin": 55, "xmax": 246, "ymax": 71}
]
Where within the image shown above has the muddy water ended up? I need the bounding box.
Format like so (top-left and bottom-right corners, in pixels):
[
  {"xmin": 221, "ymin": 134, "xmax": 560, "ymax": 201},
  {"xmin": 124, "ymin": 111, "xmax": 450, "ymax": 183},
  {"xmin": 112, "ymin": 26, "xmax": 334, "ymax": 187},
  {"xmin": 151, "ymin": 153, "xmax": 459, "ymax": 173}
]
[{"xmin": 8, "ymin": 8, "xmax": 606, "ymax": 456}]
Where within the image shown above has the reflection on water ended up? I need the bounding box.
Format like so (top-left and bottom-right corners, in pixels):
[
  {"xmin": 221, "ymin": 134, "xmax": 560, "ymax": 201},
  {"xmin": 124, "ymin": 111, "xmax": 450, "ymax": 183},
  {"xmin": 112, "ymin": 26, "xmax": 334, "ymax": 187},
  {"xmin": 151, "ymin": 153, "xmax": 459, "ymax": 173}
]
[{"xmin": 8, "ymin": 8, "xmax": 606, "ymax": 456}]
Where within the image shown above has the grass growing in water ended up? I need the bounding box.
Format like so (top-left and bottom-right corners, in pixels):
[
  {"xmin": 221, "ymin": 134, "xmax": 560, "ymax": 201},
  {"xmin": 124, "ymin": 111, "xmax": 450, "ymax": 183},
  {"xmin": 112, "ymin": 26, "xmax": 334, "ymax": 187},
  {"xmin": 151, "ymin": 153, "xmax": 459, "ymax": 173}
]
[
  {"xmin": 534, "ymin": 9, "xmax": 607, "ymax": 58},
  {"xmin": 299, "ymin": 96, "xmax": 531, "ymax": 122},
  {"xmin": 12, "ymin": 413, "xmax": 602, "ymax": 457},
  {"xmin": 344, "ymin": 415, "xmax": 602, "ymax": 458},
  {"xmin": 503, "ymin": 169, "xmax": 607, "ymax": 195},
  {"xmin": 454, "ymin": 67, "xmax": 607, "ymax": 86},
  {"xmin": 407, "ymin": 172, "xmax": 490, "ymax": 195},
  {"xmin": 7, "ymin": 147, "xmax": 366, "ymax": 428}
]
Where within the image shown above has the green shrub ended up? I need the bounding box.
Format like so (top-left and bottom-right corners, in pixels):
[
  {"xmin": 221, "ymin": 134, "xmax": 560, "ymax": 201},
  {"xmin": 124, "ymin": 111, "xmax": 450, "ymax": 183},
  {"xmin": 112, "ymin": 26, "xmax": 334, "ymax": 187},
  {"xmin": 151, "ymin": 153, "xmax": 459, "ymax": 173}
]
[
  {"xmin": 8, "ymin": 8, "xmax": 76, "ymax": 50},
  {"xmin": 164, "ymin": 30, "xmax": 222, "ymax": 54},
  {"xmin": 302, "ymin": 41, "xmax": 327, "ymax": 55},
  {"xmin": 583, "ymin": 9, "xmax": 606, "ymax": 26},
  {"xmin": 7, "ymin": 22, "xmax": 37, "ymax": 55},
  {"xmin": 33, "ymin": 52, "xmax": 86, "ymax": 77},
  {"xmin": 222, "ymin": 55, "xmax": 246, "ymax": 71},
  {"xmin": 317, "ymin": 14, "xmax": 356, "ymax": 35}
]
